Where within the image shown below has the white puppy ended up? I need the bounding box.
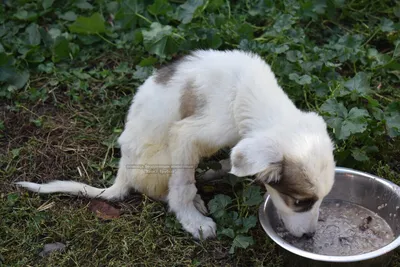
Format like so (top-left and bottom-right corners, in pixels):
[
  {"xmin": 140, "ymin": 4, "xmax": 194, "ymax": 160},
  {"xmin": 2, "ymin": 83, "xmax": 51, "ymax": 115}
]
[{"xmin": 16, "ymin": 49, "xmax": 336, "ymax": 240}]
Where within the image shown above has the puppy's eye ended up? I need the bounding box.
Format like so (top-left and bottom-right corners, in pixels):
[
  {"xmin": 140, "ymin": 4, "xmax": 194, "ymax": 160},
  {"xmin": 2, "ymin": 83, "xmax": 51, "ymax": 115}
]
[{"xmin": 294, "ymin": 199, "xmax": 314, "ymax": 207}]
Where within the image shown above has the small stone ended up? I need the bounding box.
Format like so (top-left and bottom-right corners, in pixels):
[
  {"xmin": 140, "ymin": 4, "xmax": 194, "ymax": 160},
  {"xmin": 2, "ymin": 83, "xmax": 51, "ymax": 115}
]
[
  {"xmin": 202, "ymin": 169, "xmax": 221, "ymax": 181},
  {"xmin": 39, "ymin": 242, "xmax": 66, "ymax": 257},
  {"xmin": 219, "ymin": 159, "xmax": 231, "ymax": 173}
]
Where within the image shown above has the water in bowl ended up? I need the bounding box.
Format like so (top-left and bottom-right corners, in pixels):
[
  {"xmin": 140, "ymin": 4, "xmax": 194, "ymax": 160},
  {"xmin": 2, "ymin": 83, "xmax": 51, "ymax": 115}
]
[{"xmin": 276, "ymin": 199, "xmax": 395, "ymax": 256}]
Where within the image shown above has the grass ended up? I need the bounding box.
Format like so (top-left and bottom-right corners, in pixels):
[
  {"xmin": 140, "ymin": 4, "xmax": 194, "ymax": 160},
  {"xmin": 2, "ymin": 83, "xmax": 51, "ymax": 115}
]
[{"xmin": 1, "ymin": 0, "xmax": 400, "ymax": 266}]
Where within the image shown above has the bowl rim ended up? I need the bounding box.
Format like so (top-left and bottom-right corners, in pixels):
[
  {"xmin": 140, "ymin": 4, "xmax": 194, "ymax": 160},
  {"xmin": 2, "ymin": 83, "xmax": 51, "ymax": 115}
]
[{"xmin": 258, "ymin": 166, "xmax": 400, "ymax": 263}]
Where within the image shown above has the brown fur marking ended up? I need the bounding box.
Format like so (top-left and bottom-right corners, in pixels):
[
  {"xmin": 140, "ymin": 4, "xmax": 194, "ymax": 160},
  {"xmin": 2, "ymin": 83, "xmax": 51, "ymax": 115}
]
[
  {"xmin": 179, "ymin": 81, "xmax": 206, "ymax": 119},
  {"xmin": 154, "ymin": 53, "xmax": 198, "ymax": 84},
  {"xmin": 154, "ymin": 60, "xmax": 181, "ymax": 84},
  {"xmin": 267, "ymin": 157, "xmax": 318, "ymax": 212}
]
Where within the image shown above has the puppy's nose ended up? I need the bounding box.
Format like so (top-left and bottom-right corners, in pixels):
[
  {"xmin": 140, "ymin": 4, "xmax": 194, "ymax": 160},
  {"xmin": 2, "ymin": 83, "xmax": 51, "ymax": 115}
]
[{"xmin": 302, "ymin": 232, "xmax": 315, "ymax": 239}]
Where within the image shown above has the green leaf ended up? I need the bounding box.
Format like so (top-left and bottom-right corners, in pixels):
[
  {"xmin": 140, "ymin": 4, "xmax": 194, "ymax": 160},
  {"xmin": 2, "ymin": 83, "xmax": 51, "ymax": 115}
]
[
  {"xmin": 381, "ymin": 18, "xmax": 394, "ymax": 32},
  {"xmin": 31, "ymin": 118, "xmax": 43, "ymax": 127},
  {"xmin": 320, "ymin": 99, "xmax": 348, "ymax": 118},
  {"xmin": 59, "ymin": 11, "xmax": 77, "ymax": 21},
  {"xmin": 0, "ymin": 53, "xmax": 15, "ymax": 66},
  {"xmin": 289, "ymin": 73, "xmax": 312, "ymax": 85},
  {"xmin": 0, "ymin": 67, "xmax": 29, "ymax": 89},
  {"xmin": 395, "ymin": 5, "xmax": 400, "ymax": 18},
  {"xmin": 371, "ymin": 107, "xmax": 384, "ymax": 121},
  {"xmin": 384, "ymin": 102, "xmax": 400, "ymax": 138},
  {"xmin": 208, "ymin": 0, "xmax": 225, "ymax": 10},
  {"xmin": 274, "ymin": 44, "xmax": 289, "ymax": 54},
  {"xmin": 320, "ymin": 100, "xmax": 370, "ymax": 140},
  {"xmin": 207, "ymin": 194, "xmax": 232, "ymax": 218},
  {"xmin": 238, "ymin": 216, "xmax": 257, "ymax": 233},
  {"xmin": 42, "ymin": 0, "xmax": 54, "ymax": 9},
  {"xmin": 52, "ymin": 36, "xmax": 70, "ymax": 62},
  {"xmin": 364, "ymin": 95, "xmax": 380, "ymax": 108},
  {"xmin": 106, "ymin": 1, "xmax": 120, "ymax": 13},
  {"xmin": 25, "ymin": 48, "xmax": 45, "ymax": 63},
  {"xmin": 142, "ymin": 22, "xmax": 178, "ymax": 57},
  {"xmin": 229, "ymin": 235, "xmax": 254, "ymax": 254},
  {"xmin": 206, "ymin": 31, "xmax": 222, "ymax": 49},
  {"xmin": 26, "ymin": 23, "xmax": 41, "ymax": 46},
  {"xmin": 48, "ymin": 28, "xmax": 62, "ymax": 40},
  {"xmin": 248, "ymin": 0, "xmax": 273, "ymax": 16},
  {"xmin": 38, "ymin": 62, "xmax": 54, "ymax": 73},
  {"xmin": 69, "ymin": 13, "xmax": 106, "ymax": 34},
  {"xmin": 114, "ymin": 0, "xmax": 144, "ymax": 30},
  {"xmin": 286, "ymin": 50, "xmax": 302, "ymax": 63},
  {"xmin": 76, "ymin": 1, "xmax": 94, "ymax": 10},
  {"xmin": 220, "ymin": 228, "xmax": 235, "ymax": 238},
  {"xmin": 242, "ymin": 185, "xmax": 263, "ymax": 206},
  {"xmin": 133, "ymin": 66, "xmax": 153, "ymax": 81},
  {"xmin": 343, "ymin": 72, "xmax": 371, "ymax": 96},
  {"xmin": 176, "ymin": 0, "xmax": 205, "ymax": 24},
  {"xmin": 338, "ymin": 107, "xmax": 369, "ymax": 140},
  {"xmin": 224, "ymin": 174, "xmax": 242, "ymax": 187},
  {"xmin": 351, "ymin": 148, "xmax": 369, "ymax": 162},
  {"xmin": 139, "ymin": 57, "xmax": 158, "ymax": 67},
  {"xmin": 313, "ymin": 0, "xmax": 327, "ymax": 14},
  {"xmin": 7, "ymin": 193, "xmax": 19, "ymax": 206},
  {"xmin": 148, "ymin": 0, "xmax": 173, "ymax": 16},
  {"xmin": 367, "ymin": 48, "xmax": 391, "ymax": 66},
  {"xmin": 11, "ymin": 148, "xmax": 21, "ymax": 159},
  {"xmin": 273, "ymin": 14, "xmax": 295, "ymax": 32},
  {"xmin": 13, "ymin": 10, "xmax": 38, "ymax": 21},
  {"xmin": 386, "ymin": 114, "xmax": 400, "ymax": 137},
  {"xmin": 114, "ymin": 62, "xmax": 130, "ymax": 73},
  {"xmin": 393, "ymin": 41, "xmax": 400, "ymax": 58}
]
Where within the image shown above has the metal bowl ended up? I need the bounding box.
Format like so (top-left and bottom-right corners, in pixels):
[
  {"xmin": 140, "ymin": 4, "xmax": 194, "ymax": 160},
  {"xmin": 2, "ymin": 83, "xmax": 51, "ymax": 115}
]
[{"xmin": 259, "ymin": 167, "xmax": 400, "ymax": 267}]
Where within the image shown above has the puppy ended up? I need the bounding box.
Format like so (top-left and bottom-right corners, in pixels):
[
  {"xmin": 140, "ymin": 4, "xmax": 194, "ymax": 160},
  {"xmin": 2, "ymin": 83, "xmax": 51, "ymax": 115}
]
[{"xmin": 16, "ymin": 49, "xmax": 336, "ymax": 240}]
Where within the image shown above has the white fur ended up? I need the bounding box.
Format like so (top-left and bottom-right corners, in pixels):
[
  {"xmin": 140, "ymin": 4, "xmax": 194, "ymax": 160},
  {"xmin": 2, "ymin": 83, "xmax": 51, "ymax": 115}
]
[{"xmin": 15, "ymin": 49, "xmax": 335, "ymax": 240}]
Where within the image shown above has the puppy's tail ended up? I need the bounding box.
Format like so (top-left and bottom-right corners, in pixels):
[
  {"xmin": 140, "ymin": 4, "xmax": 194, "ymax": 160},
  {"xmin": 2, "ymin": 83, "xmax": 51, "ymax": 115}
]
[{"xmin": 15, "ymin": 180, "xmax": 128, "ymax": 201}]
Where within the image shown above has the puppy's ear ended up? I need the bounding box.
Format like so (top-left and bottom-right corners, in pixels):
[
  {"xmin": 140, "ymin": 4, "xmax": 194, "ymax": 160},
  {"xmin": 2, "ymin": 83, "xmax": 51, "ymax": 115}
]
[{"xmin": 229, "ymin": 136, "xmax": 283, "ymax": 182}]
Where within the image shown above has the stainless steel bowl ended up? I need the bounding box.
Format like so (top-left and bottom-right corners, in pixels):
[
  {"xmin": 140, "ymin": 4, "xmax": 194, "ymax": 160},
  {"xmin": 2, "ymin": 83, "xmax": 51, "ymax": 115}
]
[{"xmin": 259, "ymin": 167, "xmax": 400, "ymax": 267}]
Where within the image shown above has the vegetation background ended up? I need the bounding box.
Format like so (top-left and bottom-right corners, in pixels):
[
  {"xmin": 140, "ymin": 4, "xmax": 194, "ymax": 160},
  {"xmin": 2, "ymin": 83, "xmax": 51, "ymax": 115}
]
[{"xmin": 0, "ymin": 0, "xmax": 399, "ymax": 266}]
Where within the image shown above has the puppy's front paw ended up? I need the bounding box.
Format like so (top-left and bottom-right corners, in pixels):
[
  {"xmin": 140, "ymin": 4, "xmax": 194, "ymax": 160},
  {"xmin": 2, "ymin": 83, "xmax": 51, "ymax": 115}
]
[
  {"xmin": 191, "ymin": 216, "xmax": 217, "ymax": 240},
  {"xmin": 180, "ymin": 211, "xmax": 217, "ymax": 240}
]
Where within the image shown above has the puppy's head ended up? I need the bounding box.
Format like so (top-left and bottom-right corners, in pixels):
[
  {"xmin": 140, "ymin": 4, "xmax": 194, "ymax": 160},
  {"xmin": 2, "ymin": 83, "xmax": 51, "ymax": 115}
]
[{"xmin": 229, "ymin": 112, "xmax": 335, "ymax": 237}]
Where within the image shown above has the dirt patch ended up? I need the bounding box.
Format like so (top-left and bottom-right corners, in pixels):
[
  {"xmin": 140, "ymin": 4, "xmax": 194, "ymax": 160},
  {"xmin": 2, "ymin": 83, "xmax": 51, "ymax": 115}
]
[{"xmin": 0, "ymin": 103, "xmax": 113, "ymax": 193}]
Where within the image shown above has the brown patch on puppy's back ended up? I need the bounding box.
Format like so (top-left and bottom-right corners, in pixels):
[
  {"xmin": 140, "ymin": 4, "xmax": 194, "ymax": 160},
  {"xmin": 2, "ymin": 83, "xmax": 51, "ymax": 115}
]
[
  {"xmin": 154, "ymin": 53, "xmax": 198, "ymax": 85},
  {"xmin": 154, "ymin": 59, "xmax": 181, "ymax": 84},
  {"xmin": 179, "ymin": 81, "xmax": 206, "ymax": 119}
]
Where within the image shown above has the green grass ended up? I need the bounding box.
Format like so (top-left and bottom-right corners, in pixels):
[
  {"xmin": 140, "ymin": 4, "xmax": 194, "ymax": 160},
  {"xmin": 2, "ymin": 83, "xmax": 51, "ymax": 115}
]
[{"xmin": 1, "ymin": 0, "xmax": 400, "ymax": 266}]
